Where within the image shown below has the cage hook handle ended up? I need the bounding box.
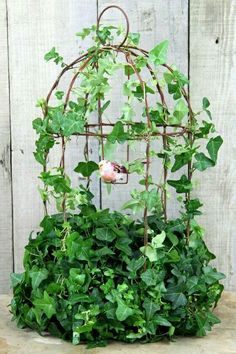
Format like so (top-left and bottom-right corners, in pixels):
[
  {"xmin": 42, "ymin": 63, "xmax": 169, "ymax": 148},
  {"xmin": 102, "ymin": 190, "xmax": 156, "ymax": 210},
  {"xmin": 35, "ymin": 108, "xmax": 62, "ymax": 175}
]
[{"xmin": 97, "ymin": 5, "xmax": 129, "ymax": 48}]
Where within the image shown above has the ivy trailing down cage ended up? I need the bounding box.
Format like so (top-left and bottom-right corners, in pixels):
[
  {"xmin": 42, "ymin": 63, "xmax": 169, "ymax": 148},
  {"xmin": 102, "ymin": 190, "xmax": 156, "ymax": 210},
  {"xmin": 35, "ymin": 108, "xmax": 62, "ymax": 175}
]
[{"xmin": 11, "ymin": 6, "xmax": 225, "ymax": 347}]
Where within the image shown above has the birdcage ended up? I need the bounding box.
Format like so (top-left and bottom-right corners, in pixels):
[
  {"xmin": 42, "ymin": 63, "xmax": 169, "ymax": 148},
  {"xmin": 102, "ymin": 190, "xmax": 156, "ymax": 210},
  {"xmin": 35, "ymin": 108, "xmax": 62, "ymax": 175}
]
[{"xmin": 41, "ymin": 5, "xmax": 195, "ymax": 244}]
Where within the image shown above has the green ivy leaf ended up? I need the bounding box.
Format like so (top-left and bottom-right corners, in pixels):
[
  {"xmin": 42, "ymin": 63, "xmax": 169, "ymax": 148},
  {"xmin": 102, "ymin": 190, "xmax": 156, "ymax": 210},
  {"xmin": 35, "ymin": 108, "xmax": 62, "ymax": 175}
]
[
  {"xmin": 167, "ymin": 249, "xmax": 180, "ymax": 263},
  {"xmin": 66, "ymin": 232, "xmax": 93, "ymax": 261},
  {"xmin": 164, "ymin": 69, "xmax": 188, "ymax": 100},
  {"xmin": 193, "ymin": 153, "xmax": 215, "ymax": 171},
  {"xmin": 29, "ymin": 267, "xmax": 49, "ymax": 289},
  {"xmin": 69, "ymin": 268, "xmax": 85, "ymax": 285},
  {"xmin": 206, "ymin": 136, "xmax": 223, "ymax": 163},
  {"xmin": 202, "ymin": 97, "xmax": 212, "ymax": 119},
  {"xmin": 143, "ymin": 298, "xmax": 160, "ymax": 321},
  {"xmin": 170, "ymin": 99, "xmax": 188, "ymax": 124},
  {"xmin": 122, "ymin": 102, "xmax": 135, "ymax": 121},
  {"xmin": 167, "ymin": 175, "xmax": 192, "ymax": 193},
  {"xmin": 33, "ymin": 291, "xmax": 56, "ymax": 319},
  {"xmin": 139, "ymin": 175, "xmax": 153, "ymax": 185},
  {"xmin": 95, "ymin": 228, "xmax": 116, "ymax": 242},
  {"xmin": 51, "ymin": 111, "xmax": 64, "ymax": 133},
  {"xmin": 167, "ymin": 83, "xmax": 182, "ymax": 100},
  {"xmin": 116, "ymin": 299, "xmax": 133, "ymax": 321},
  {"xmin": 151, "ymin": 231, "xmax": 166, "ymax": 249},
  {"xmin": 115, "ymin": 237, "xmax": 132, "ymax": 256},
  {"xmin": 74, "ymin": 161, "xmax": 99, "ymax": 177},
  {"xmin": 127, "ymin": 257, "xmax": 145, "ymax": 277},
  {"xmin": 202, "ymin": 266, "xmax": 225, "ymax": 284},
  {"xmin": 171, "ymin": 151, "xmax": 193, "ymax": 172},
  {"xmin": 128, "ymin": 159, "xmax": 145, "ymax": 175},
  {"xmin": 124, "ymin": 65, "xmax": 135, "ymax": 76},
  {"xmin": 149, "ymin": 103, "xmax": 166, "ymax": 124},
  {"xmin": 126, "ymin": 332, "xmax": 146, "ymax": 340},
  {"xmin": 128, "ymin": 32, "xmax": 140, "ymax": 45},
  {"xmin": 207, "ymin": 312, "xmax": 221, "ymax": 325},
  {"xmin": 141, "ymin": 269, "xmax": 156, "ymax": 286},
  {"xmin": 149, "ymin": 40, "xmax": 169, "ymax": 66},
  {"xmin": 141, "ymin": 189, "xmax": 162, "ymax": 212},
  {"xmin": 168, "ymin": 326, "xmax": 175, "ymax": 337},
  {"xmin": 107, "ymin": 121, "xmax": 128, "ymax": 143},
  {"xmin": 32, "ymin": 118, "xmax": 44, "ymax": 134},
  {"xmin": 62, "ymin": 112, "xmax": 84, "ymax": 136},
  {"xmin": 35, "ymin": 134, "xmax": 54, "ymax": 152},
  {"xmin": 34, "ymin": 151, "xmax": 46, "ymax": 166},
  {"xmin": 100, "ymin": 100, "xmax": 111, "ymax": 114},
  {"xmin": 140, "ymin": 244, "xmax": 157, "ymax": 262},
  {"xmin": 96, "ymin": 246, "xmax": 114, "ymax": 257},
  {"xmin": 55, "ymin": 91, "xmax": 64, "ymax": 100},
  {"xmin": 194, "ymin": 136, "xmax": 222, "ymax": 171},
  {"xmin": 133, "ymin": 84, "xmax": 155, "ymax": 99},
  {"xmin": 154, "ymin": 315, "xmax": 172, "ymax": 327},
  {"xmin": 44, "ymin": 47, "xmax": 64, "ymax": 66},
  {"xmin": 163, "ymin": 72, "xmax": 173, "ymax": 84},
  {"xmin": 44, "ymin": 47, "xmax": 57, "ymax": 61},
  {"xmin": 195, "ymin": 121, "xmax": 214, "ymax": 138},
  {"xmin": 40, "ymin": 172, "xmax": 71, "ymax": 193},
  {"xmin": 167, "ymin": 232, "xmax": 179, "ymax": 246},
  {"xmin": 165, "ymin": 284, "xmax": 187, "ymax": 309},
  {"xmin": 10, "ymin": 273, "xmax": 23, "ymax": 288},
  {"xmin": 135, "ymin": 55, "xmax": 148, "ymax": 69},
  {"xmin": 202, "ymin": 97, "xmax": 210, "ymax": 109},
  {"xmin": 121, "ymin": 199, "xmax": 144, "ymax": 214},
  {"xmin": 76, "ymin": 26, "xmax": 93, "ymax": 39},
  {"xmin": 185, "ymin": 199, "xmax": 203, "ymax": 218},
  {"xmin": 195, "ymin": 313, "xmax": 207, "ymax": 336},
  {"xmin": 186, "ymin": 276, "xmax": 199, "ymax": 294}
]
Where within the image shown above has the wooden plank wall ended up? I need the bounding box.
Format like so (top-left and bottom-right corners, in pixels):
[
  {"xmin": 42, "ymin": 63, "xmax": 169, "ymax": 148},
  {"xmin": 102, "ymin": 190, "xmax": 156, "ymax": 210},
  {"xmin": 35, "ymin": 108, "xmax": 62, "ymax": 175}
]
[
  {"xmin": 0, "ymin": 0, "xmax": 235, "ymax": 293},
  {"xmin": 190, "ymin": 0, "xmax": 236, "ymax": 291},
  {"xmin": 0, "ymin": 0, "xmax": 13, "ymax": 293}
]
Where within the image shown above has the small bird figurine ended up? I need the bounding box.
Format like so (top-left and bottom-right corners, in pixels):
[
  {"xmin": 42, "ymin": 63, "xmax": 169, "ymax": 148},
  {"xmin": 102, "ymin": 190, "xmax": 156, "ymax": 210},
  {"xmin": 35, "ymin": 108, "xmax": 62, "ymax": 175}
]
[{"xmin": 99, "ymin": 160, "xmax": 128, "ymax": 183}]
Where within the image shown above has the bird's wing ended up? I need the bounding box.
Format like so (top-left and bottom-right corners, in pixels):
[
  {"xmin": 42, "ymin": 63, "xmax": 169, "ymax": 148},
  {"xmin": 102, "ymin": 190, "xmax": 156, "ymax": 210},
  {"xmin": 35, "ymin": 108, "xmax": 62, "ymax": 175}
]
[{"xmin": 111, "ymin": 162, "xmax": 128, "ymax": 174}]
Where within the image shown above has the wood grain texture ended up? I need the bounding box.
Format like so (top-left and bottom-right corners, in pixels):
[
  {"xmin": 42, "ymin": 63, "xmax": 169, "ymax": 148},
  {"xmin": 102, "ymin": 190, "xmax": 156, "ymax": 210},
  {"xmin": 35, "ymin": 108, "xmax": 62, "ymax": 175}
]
[
  {"xmin": 97, "ymin": 0, "xmax": 188, "ymax": 214},
  {"xmin": 190, "ymin": 0, "xmax": 236, "ymax": 290},
  {"xmin": 0, "ymin": 0, "xmax": 13, "ymax": 293},
  {"xmin": 7, "ymin": 0, "xmax": 97, "ymax": 272}
]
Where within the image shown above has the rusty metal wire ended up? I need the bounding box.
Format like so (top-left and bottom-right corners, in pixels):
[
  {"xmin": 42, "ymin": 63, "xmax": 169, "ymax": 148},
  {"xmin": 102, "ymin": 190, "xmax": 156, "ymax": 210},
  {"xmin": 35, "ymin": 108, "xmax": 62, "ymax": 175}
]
[
  {"xmin": 43, "ymin": 5, "xmax": 193, "ymax": 248},
  {"xmin": 97, "ymin": 5, "xmax": 130, "ymax": 48}
]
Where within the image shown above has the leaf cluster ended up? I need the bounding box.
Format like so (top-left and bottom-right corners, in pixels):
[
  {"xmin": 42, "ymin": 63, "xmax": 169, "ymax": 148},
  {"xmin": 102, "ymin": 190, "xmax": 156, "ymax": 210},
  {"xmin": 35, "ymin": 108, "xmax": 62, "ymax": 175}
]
[{"xmin": 11, "ymin": 210, "xmax": 224, "ymax": 347}]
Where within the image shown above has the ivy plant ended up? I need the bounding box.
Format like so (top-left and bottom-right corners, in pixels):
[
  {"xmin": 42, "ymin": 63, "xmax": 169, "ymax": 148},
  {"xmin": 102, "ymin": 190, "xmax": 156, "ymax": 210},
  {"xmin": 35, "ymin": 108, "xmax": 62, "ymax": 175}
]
[{"xmin": 10, "ymin": 16, "xmax": 224, "ymax": 349}]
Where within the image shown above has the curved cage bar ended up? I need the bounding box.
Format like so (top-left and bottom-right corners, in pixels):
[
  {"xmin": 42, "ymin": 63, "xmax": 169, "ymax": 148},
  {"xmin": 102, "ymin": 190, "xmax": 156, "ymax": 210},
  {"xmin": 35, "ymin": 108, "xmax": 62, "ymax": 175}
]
[{"xmin": 97, "ymin": 5, "xmax": 130, "ymax": 47}]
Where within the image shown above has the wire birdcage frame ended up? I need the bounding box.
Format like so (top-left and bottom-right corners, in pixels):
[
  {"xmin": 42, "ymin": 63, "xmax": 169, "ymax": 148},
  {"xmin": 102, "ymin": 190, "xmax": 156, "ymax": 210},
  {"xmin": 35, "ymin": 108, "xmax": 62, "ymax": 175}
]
[{"xmin": 42, "ymin": 5, "xmax": 194, "ymax": 250}]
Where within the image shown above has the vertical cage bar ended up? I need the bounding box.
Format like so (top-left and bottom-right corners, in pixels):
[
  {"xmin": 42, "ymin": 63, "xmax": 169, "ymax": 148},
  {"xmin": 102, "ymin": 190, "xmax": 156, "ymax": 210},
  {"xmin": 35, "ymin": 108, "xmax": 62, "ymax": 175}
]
[{"xmin": 162, "ymin": 129, "xmax": 168, "ymax": 222}]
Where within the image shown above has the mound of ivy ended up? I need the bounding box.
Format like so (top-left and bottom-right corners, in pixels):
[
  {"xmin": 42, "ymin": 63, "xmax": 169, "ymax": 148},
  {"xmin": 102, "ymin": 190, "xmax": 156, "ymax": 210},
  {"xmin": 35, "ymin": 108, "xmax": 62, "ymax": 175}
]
[{"xmin": 11, "ymin": 198, "xmax": 224, "ymax": 347}]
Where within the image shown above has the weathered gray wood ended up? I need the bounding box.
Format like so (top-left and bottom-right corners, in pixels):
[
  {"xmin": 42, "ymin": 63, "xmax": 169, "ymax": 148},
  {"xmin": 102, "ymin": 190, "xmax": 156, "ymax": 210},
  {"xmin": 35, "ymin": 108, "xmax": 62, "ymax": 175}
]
[
  {"xmin": 190, "ymin": 0, "xmax": 236, "ymax": 290},
  {"xmin": 98, "ymin": 0, "xmax": 188, "ymax": 214},
  {"xmin": 0, "ymin": 0, "xmax": 13, "ymax": 293},
  {"xmin": 7, "ymin": 0, "xmax": 97, "ymax": 272}
]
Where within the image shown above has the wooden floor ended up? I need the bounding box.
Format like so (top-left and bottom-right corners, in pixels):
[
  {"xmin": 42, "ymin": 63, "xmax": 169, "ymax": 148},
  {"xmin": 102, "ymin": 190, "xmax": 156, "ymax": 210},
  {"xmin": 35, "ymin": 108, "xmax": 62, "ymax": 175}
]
[{"xmin": 0, "ymin": 292, "xmax": 235, "ymax": 354}]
